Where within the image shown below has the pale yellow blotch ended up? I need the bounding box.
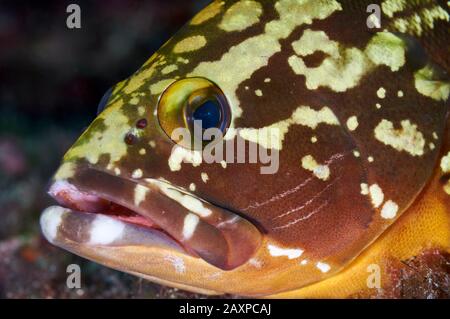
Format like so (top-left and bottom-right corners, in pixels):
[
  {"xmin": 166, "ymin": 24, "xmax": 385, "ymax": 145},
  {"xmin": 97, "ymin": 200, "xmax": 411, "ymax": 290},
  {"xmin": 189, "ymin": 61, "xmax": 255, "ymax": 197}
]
[
  {"xmin": 346, "ymin": 116, "xmax": 359, "ymax": 131},
  {"xmin": 301, "ymin": 155, "xmax": 330, "ymax": 181},
  {"xmin": 289, "ymin": 29, "xmax": 370, "ymax": 92},
  {"xmin": 150, "ymin": 79, "xmax": 176, "ymax": 95},
  {"xmin": 134, "ymin": 184, "xmax": 149, "ymax": 206},
  {"xmin": 397, "ymin": 90, "xmax": 404, "ymax": 97},
  {"xmin": 414, "ymin": 65, "xmax": 450, "ymax": 101},
  {"xmin": 54, "ymin": 162, "xmax": 75, "ymax": 180},
  {"xmin": 391, "ymin": 6, "xmax": 449, "ymax": 37},
  {"xmin": 123, "ymin": 60, "xmax": 159, "ymax": 94},
  {"xmin": 129, "ymin": 97, "xmax": 139, "ymax": 105},
  {"xmin": 149, "ymin": 140, "xmax": 156, "ymax": 148},
  {"xmin": 353, "ymin": 150, "xmax": 360, "ymax": 158},
  {"xmin": 433, "ymin": 132, "xmax": 438, "ymax": 140},
  {"xmin": 377, "ymin": 87, "xmax": 386, "ymax": 99},
  {"xmin": 161, "ymin": 64, "xmax": 178, "ymax": 75},
  {"xmin": 190, "ymin": 0, "xmax": 342, "ymax": 126},
  {"xmin": 255, "ymin": 89, "xmax": 263, "ymax": 97},
  {"xmin": 264, "ymin": 78, "xmax": 271, "ymax": 83},
  {"xmin": 311, "ymin": 136, "xmax": 317, "ymax": 143},
  {"xmin": 365, "ymin": 31, "xmax": 406, "ymax": 72},
  {"xmin": 381, "ymin": 200, "xmax": 398, "ymax": 219},
  {"xmin": 219, "ymin": 0, "xmax": 263, "ymax": 32},
  {"xmin": 368, "ymin": 156, "xmax": 374, "ymax": 163},
  {"xmin": 220, "ymin": 160, "xmax": 227, "ymax": 169},
  {"xmin": 369, "ymin": 184, "xmax": 384, "ymax": 208},
  {"xmin": 64, "ymin": 99, "xmax": 129, "ymax": 165},
  {"xmin": 374, "ymin": 119, "xmax": 426, "ymax": 156},
  {"xmin": 189, "ymin": 183, "xmax": 196, "ymax": 192},
  {"xmin": 139, "ymin": 148, "xmax": 146, "ymax": 155},
  {"xmin": 239, "ymin": 106, "xmax": 339, "ymax": 150},
  {"xmin": 381, "ymin": 0, "xmax": 406, "ymax": 18},
  {"xmin": 177, "ymin": 57, "xmax": 189, "ymax": 64},
  {"xmin": 376, "ymin": 103, "xmax": 382, "ymax": 109},
  {"xmin": 429, "ymin": 142, "xmax": 435, "ymax": 150},
  {"xmin": 114, "ymin": 167, "xmax": 121, "ymax": 176},
  {"xmin": 191, "ymin": 1, "xmax": 224, "ymax": 25},
  {"xmin": 173, "ymin": 35, "xmax": 207, "ymax": 54},
  {"xmin": 138, "ymin": 106, "xmax": 145, "ymax": 116}
]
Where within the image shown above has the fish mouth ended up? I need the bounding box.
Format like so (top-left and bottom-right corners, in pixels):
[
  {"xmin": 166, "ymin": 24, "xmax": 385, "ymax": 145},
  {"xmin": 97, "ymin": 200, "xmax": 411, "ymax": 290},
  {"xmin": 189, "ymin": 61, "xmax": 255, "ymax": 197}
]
[{"xmin": 40, "ymin": 166, "xmax": 262, "ymax": 271}]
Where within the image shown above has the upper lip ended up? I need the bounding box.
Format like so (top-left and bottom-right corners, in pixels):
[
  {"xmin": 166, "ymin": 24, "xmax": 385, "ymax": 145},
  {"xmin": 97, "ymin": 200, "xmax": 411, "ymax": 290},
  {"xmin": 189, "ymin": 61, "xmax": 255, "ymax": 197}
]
[{"xmin": 47, "ymin": 165, "xmax": 262, "ymax": 270}]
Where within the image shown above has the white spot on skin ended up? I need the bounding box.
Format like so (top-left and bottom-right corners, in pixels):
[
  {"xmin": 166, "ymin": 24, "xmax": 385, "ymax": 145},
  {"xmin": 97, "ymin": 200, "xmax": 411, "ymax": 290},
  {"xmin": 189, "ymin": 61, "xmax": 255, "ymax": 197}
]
[
  {"xmin": 368, "ymin": 156, "xmax": 374, "ymax": 163},
  {"xmin": 264, "ymin": 78, "xmax": 271, "ymax": 83},
  {"xmin": 164, "ymin": 255, "xmax": 186, "ymax": 274},
  {"xmin": 220, "ymin": 160, "xmax": 227, "ymax": 169},
  {"xmin": 139, "ymin": 148, "xmax": 146, "ymax": 155},
  {"xmin": 433, "ymin": 132, "xmax": 438, "ymax": 140},
  {"xmin": 132, "ymin": 169, "xmax": 143, "ymax": 179},
  {"xmin": 429, "ymin": 142, "xmax": 435, "ymax": 150},
  {"xmin": 353, "ymin": 150, "xmax": 360, "ymax": 158},
  {"xmin": 397, "ymin": 90, "xmax": 404, "ymax": 97},
  {"xmin": 134, "ymin": 184, "xmax": 149, "ymax": 206},
  {"xmin": 374, "ymin": 119, "xmax": 426, "ymax": 156},
  {"xmin": 182, "ymin": 213, "xmax": 200, "ymax": 240},
  {"xmin": 89, "ymin": 215, "xmax": 125, "ymax": 245},
  {"xmin": 311, "ymin": 136, "xmax": 317, "ymax": 143},
  {"xmin": 201, "ymin": 172, "xmax": 209, "ymax": 183},
  {"xmin": 376, "ymin": 103, "xmax": 382, "ymax": 109},
  {"xmin": 316, "ymin": 262, "xmax": 331, "ymax": 273},
  {"xmin": 168, "ymin": 146, "xmax": 202, "ymax": 172},
  {"xmin": 40, "ymin": 206, "xmax": 66, "ymax": 243},
  {"xmin": 381, "ymin": 200, "xmax": 399, "ymax": 219},
  {"xmin": 360, "ymin": 183, "xmax": 369, "ymax": 195},
  {"xmin": 149, "ymin": 140, "xmax": 156, "ymax": 148},
  {"xmin": 114, "ymin": 168, "xmax": 121, "ymax": 176},
  {"xmin": 377, "ymin": 87, "xmax": 386, "ymax": 99},
  {"xmin": 346, "ymin": 116, "xmax": 359, "ymax": 131},
  {"xmin": 441, "ymin": 152, "xmax": 450, "ymax": 173},
  {"xmin": 189, "ymin": 183, "xmax": 196, "ymax": 192},
  {"xmin": 300, "ymin": 259, "xmax": 308, "ymax": 265},
  {"xmin": 369, "ymin": 184, "xmax": 384, "ymax": 208},
  {"xmin": 267, "ymin": 244, "xmax": 303, "ymax": 259},
  {"xmin": 219, "ymin": 0, "xmax": 263, "ymax": 32},
  {"xmin": 255, "ymin": 89, "xmax": 263, "ymax": 97},
  {"xmin": 149, "ymin": 180, "xmax": 212, "ymax": 217},
  {"xmin": 301, "ymin": 155, "xmax": 330, "ymax": 181}
]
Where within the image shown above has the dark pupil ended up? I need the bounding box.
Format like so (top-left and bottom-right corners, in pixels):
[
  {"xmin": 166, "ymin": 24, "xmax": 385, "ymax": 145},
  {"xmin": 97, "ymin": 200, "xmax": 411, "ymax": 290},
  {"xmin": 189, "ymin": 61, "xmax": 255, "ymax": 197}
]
[{"xmin": 193, "ymin": 100, "xmax": 220, "ymax": 130}]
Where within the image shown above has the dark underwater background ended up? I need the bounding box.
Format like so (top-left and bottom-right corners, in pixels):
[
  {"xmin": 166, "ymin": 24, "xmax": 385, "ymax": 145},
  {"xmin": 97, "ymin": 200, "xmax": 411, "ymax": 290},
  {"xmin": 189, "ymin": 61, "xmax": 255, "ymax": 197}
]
[{"xmin": 0, "ymin": 0, "xmax": 219, "ymax": 298}]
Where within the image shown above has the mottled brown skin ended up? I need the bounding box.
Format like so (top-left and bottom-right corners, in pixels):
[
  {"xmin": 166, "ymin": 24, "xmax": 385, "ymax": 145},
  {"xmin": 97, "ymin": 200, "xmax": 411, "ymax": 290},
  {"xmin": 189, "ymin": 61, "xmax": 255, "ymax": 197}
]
[{"xmin": 41, "ymin": 0, "xmax": 449, "ymax": 297}]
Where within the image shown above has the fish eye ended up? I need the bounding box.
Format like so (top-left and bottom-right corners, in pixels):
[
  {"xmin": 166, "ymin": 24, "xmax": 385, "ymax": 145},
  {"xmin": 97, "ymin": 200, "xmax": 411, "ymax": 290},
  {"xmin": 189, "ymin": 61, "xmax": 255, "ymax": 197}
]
[
  {"xmin": 157, "ymin": 77, "xmax": 231, "ymax": 149},
  {"xmin": 97, "ymin": 86, "xmax": 114, "ymax": 115}
]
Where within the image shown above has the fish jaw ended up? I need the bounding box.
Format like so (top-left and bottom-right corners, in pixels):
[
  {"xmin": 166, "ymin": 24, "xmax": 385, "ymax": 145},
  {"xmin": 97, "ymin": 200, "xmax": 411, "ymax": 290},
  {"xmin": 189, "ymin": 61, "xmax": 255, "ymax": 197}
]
[{"xmin": 40, "ymin": 165, "xmax": 262, "ymax": 272}]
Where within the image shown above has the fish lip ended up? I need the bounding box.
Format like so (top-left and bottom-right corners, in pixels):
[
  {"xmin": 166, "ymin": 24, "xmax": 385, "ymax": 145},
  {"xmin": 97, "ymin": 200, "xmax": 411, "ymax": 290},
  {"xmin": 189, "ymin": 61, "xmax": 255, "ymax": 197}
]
[{"xmin": 42, "ymin": 165, "xmax": 263, "ymax": 270}]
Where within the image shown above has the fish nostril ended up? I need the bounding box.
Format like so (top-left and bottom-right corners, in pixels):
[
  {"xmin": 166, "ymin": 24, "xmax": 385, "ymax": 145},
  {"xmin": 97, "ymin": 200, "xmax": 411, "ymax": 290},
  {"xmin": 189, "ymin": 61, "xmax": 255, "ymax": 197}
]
[
  {"xmin": 136, "ymin": 119, "xmax": 148, "ymax": 129},
  {"xmin": 124, "ymin": 132, "xmax": 138, "ymax": 145}
]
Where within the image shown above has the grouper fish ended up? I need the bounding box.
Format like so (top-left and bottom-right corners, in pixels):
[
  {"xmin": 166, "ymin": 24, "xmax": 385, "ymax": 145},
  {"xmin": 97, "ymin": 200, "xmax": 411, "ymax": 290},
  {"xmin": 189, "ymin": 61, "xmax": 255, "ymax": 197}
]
[{"xmin": 40, "ymin": 0, "xmax": 450, "ymax": 297}]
